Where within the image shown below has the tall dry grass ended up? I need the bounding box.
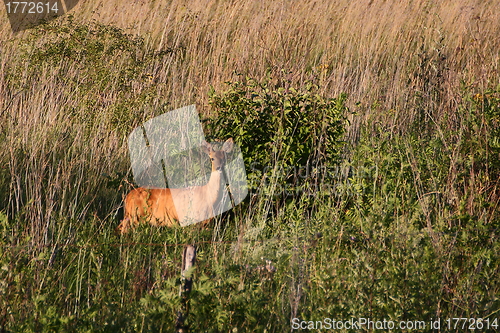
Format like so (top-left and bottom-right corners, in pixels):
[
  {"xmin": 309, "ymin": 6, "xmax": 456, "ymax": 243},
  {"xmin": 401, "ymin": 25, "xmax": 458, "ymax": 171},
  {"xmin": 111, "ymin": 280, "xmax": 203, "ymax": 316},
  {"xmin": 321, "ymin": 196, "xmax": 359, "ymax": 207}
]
[
  {"xmin": 0, "ymin": 1, "xmax": 499, "ymax": 330},
  {"xmin": 3, "ymin": 0, "xmax": 497, "ymax": 115},
  {"xmin": 0, "ymin": 0, "xmax": 497, "ymax": 242},
  {"xmin": 0, "ymin": 0, "xmax": 497, "ymax": 246},
  {"xmin": 12, "ymin": 2, "xmax": 500, "ymax": 105}
]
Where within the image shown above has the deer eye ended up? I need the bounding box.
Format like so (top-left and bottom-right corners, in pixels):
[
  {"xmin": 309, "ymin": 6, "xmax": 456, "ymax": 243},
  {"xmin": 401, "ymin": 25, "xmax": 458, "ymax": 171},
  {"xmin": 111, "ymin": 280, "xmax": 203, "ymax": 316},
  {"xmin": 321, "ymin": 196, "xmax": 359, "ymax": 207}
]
[{"xmin": 211, "ymin": 158, "xmax": 215, "ymax": 161}]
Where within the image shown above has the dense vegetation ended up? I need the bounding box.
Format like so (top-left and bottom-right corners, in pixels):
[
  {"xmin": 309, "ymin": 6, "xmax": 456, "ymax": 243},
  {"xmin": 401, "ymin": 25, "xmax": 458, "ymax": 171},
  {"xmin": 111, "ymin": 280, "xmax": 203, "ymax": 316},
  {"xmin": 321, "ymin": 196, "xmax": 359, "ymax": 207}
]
[{"xmin": 1, "ymin": 1, "xmax": 499, "ymax": 331}]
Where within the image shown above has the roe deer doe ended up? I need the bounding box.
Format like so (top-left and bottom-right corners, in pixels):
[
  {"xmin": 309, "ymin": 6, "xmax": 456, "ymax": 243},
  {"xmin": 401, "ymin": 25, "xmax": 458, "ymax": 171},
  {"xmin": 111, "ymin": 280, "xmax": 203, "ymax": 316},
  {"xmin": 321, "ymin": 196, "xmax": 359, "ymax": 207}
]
[{"xmin": 117, "ymin": 138, "xmax": 234, "ymax": 234}]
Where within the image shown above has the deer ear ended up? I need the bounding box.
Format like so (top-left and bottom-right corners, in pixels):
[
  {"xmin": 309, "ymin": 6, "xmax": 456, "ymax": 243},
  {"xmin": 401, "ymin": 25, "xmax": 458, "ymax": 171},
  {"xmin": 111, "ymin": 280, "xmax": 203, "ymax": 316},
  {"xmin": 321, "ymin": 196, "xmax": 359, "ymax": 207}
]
[
  {"xmin": 201, "ymin": 141, "xmax": 211, "ymax": 154},
  {"xmin": 222, "ymin": 138, "xmax": 234, "ymax": 153}
]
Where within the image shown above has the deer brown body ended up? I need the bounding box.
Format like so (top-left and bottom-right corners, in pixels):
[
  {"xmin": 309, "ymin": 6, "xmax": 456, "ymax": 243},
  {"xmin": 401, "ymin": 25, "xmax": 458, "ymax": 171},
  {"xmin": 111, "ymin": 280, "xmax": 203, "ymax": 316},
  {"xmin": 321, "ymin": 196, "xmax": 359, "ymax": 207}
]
[{"xmin": 117, "ymin": 138, "xmax": 234, "ymax": 234}]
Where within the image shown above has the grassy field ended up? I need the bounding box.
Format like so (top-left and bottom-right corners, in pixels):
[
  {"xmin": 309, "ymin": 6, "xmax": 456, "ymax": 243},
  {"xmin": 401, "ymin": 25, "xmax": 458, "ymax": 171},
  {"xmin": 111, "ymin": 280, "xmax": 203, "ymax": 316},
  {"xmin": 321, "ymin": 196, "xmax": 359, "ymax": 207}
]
[{"xmin": 0, "ymin": 0, "xmax": 499, "ymax": 331}]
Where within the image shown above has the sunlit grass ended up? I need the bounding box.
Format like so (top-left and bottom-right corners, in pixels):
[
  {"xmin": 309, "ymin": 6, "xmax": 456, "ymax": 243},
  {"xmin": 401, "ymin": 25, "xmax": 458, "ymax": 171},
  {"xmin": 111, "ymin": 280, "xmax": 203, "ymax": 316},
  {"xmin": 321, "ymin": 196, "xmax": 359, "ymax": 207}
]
[{"xmin": 0, "ymin": 0, "xmax": 499, "ymax": 331}]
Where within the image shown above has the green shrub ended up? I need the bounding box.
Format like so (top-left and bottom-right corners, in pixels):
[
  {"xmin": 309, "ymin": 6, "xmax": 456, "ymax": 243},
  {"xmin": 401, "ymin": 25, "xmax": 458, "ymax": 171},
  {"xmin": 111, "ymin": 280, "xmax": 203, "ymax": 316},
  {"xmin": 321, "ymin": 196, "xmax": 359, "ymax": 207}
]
[{"xmin": 207, "ymin": 77, "xmax": 347, "ymax": 200}]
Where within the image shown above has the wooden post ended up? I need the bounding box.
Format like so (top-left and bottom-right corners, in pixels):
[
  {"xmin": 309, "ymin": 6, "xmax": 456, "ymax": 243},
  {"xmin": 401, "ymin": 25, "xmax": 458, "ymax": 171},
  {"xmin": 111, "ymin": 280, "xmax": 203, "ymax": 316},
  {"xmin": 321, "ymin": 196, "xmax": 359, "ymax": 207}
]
[{"xmin": 175, "ymin": 245, "xmax": 196, "ymax": 333}]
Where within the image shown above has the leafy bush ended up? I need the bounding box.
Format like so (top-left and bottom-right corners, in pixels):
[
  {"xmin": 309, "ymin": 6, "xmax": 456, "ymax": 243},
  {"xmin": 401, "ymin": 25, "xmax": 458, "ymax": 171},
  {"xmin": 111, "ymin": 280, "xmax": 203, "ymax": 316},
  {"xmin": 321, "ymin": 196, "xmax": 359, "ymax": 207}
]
[
  {"xmin": 7, "ymin": 16, "xmax": 172, "ymax": 136},
  {"xmin": 206, "ymin": 77, "xmax": 347, "ymax": 200}
]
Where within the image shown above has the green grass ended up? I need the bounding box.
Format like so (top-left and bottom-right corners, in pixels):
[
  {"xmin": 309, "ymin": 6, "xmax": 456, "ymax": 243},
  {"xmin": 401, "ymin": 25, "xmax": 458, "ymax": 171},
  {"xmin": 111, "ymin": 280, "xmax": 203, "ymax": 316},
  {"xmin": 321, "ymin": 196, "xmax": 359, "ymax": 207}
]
[{"xmin": 0, "ymin": 4, "xmax": 499, "ymax": 332}]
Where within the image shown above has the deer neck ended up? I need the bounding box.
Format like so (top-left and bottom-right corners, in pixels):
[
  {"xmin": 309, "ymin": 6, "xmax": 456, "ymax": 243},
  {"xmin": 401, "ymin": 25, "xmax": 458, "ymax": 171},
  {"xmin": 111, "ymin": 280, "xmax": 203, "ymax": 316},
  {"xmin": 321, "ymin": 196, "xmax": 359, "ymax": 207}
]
[{"xmin": 205, "ymin": 170, "xmax": 224, "ymax": 201}]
